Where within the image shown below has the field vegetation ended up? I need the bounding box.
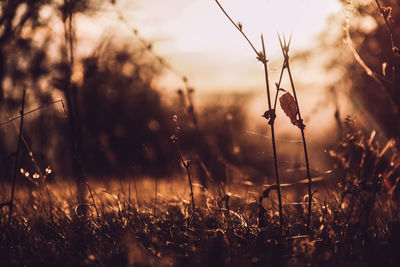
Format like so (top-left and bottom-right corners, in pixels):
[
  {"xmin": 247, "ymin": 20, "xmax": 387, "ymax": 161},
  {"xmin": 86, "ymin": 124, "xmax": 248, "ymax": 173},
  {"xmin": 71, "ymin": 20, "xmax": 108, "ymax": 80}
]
[{"xmin": 1, "ymin": 0, "xmax": 400, "ymax": 266}]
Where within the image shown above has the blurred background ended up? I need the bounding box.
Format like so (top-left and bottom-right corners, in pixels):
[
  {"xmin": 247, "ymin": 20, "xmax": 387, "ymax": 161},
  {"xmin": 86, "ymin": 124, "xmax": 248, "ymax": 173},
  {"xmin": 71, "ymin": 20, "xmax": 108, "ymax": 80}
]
[{"xmin": 0, "ymin": 0, "xmax": 398, "ymax": 190}]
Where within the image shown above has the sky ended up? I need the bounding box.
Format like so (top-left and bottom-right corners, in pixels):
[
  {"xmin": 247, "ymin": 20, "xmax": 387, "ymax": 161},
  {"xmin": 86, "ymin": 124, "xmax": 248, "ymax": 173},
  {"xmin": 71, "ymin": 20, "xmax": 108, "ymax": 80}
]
[
  {"xmin": 74, "ymin": 0, "xmax": 345, "ymax": 146},
  {"xmin": 76, "ymin": 0, "xmax": 342, "ymax": 92}
]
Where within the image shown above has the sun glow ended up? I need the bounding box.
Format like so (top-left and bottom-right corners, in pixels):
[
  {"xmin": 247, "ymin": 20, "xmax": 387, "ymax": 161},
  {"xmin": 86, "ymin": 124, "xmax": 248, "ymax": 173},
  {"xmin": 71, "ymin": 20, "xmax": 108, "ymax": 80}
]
[{"xmin": 112, "ymin": 0, "xmax": 341, "ymax": 91}]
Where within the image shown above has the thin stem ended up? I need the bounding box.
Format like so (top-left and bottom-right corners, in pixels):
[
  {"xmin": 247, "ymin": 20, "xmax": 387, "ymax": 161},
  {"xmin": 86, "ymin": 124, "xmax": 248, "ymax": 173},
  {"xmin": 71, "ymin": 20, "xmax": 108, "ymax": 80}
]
[
  {"xmin": 213, "ymin": 0, "xmax": 283, "ymax": 231},
  {"xmin": 343, "ymin": 2, "xmax": 388, "ymax": 94},
  {"xmin": 273, "ymin": 59, "xmax": 287, "ymax": 110},
  {"xmin": 128, "ymin": 176, "xmax": 131, "ymax": 215},
  {"xmin": 133, "ymin": 172, "xmax": 140, "ymax": 212},
  {"xmin": 0, "ymin": 100, "xmax": 65, "ymax": 127},
  {"xmin": 86, "ymin": 182, "xmax": 100, "ymax": 219},
  {"xmin": 172, "ymin": 115, "xmax": 195, "ymax": 229},
  {"xmin": 154, "ymin": 176, "xmax": 158, "ymax": 216},
  {"xmin": 8, "ymin": 89, "xmax": 26, "ymax": 224},
  {"xmin": 261, "ymin": 35, "xmax": 283, "ymax": 232},
  {"xmin": 111, "ymin": 3, "xmax": 189, "ymax": 86},
  {"xmin": 178, "ymin": 148, "xmax": 195, "ymax": 230},
  {"xmin": 214, "ymin": 0, "xmax": 259, "ymax": 56},
  {"xmin": 278, "ymin": 35, "xmax": 312, "ymax": 231},
  {"xmin": 374, "ymin": 0, "xmax": 399, "ymax": 50}
]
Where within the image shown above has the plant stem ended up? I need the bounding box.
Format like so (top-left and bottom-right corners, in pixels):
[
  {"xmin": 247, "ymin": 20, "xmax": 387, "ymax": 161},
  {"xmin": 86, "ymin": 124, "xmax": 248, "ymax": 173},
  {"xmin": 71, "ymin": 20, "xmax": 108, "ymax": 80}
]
[
  {"xmin": 128, "ymin": 176, "xmax": 131, "ymax": 215},
  {"xmin": 178, "ymin": 149, "xmax": 195, "ymax": 229},
  {"xmin": 214, "ymin": 0, "xmax": 259, "ymax": 56},
  {"xmin": 374, "ymin": 0, "xmax": 399, "ymax": 50},
  {"xmin": 278, "ymin": 35, "xmax": 312, "ymax": 231},
  {"xmin": 0, "ymin": 100, "xmax": 65, "ymax": 126},
  {"xmin": 133, "ymin": 172, "xmax": 140, "ymax": 212},
  {"xmin": 8, "ymin": 89, "xmax": 26, "ymax": 224},
  {"xmin": 154, "ymin": 176, "xmax": 158, "ymax": 216},
  {"xmin": 214, "ymin": 0, "xmax": 284, "ymax": 231},
  {"xmin": 261, "ymin": 35, "xmax": 283, "ymax": 232},
  {"xmin": 86, "ymin": 182, "xmax": 100, "ymax": 220}
]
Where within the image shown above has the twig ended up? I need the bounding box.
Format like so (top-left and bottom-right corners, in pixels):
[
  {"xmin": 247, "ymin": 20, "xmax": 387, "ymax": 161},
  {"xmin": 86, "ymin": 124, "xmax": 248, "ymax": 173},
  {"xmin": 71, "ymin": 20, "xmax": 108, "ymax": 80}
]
[
  {"xmin": 8, "ymin": 89, "xmax": 26, "ymax": 224},
  {"xmin": 345, "ymin": 31, "xmax": 385, "ymax": 90}
]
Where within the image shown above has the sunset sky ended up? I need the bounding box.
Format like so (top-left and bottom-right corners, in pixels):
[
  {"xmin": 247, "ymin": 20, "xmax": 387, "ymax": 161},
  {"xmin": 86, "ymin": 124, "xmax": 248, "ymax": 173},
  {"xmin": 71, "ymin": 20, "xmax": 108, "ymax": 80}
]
[
  {"xmin": 73, "ymin": 0, "xmax": 346, "ymax": 142},
  {"xmin": 77, "ymin": 0, "xmax": 342, "ymax": 92}
]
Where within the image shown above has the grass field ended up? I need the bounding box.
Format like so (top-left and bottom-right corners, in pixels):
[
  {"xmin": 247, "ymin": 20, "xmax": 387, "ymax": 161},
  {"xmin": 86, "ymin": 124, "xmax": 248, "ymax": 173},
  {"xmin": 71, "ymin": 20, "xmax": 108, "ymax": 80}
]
[{"xmin": 1, "ymin": 0, "xmax": 400, "ymax": 266}]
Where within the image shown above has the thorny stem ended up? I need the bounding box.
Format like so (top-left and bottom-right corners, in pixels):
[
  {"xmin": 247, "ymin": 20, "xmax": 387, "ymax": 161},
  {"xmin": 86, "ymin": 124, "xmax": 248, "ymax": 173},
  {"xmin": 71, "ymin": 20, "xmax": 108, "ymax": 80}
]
[
  {"xmin": 214, "ymin": 0, "xmax": 259, "ymax": 56},
  {"xmin": 261, "ymin": 35, "xmax": 283, "ymax": 232},
  {"xmin": 277, "ymin": 34, "xmax": 312, "ymax": 231},
  {"xmin": 8, "ymin": 89, "xmax": 26, "ymax": 224}
]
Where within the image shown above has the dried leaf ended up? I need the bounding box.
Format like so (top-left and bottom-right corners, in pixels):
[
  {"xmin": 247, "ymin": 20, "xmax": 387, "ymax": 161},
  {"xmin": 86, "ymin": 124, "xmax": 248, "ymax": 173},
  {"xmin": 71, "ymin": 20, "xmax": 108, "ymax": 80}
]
[{"xmin": 279, "ymin": 92, "xmax": 301, "ymax": 128}]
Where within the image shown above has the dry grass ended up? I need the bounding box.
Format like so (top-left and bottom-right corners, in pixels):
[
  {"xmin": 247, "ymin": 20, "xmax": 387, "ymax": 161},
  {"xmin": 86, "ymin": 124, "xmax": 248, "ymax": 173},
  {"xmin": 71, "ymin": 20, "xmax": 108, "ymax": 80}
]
[{"xmin": 1, "ymin": 139, "xmax": 400, "ymax": 267}]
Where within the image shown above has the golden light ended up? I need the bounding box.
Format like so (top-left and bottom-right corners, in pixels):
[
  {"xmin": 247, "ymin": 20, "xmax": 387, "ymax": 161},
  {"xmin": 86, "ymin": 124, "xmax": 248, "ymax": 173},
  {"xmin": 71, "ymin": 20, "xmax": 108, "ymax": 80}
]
[{"xmin": 111, "ymin": 0, "xmax": 341, "ymax": 92}]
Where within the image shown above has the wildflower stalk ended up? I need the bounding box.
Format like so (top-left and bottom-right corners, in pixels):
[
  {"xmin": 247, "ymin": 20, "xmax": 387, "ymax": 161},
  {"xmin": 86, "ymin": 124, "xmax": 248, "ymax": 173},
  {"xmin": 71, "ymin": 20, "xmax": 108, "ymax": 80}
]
[
  {"xmin": 8, "ymin": 89, "xmax": 26, "ymax": 224},
  {"xmin": 171, "ymin": 115, "xmax": 195, "ymax": 229},
  {"xmin": 214, "ymin": 0, "xmax": 284, "ymax": 232},
  {"xmin": 260, "ymin": 35, "xmax": 284, "ymax": 231},
  {"xmin": 277, "ymin": 35, "xmax": 312, "ymax": 231}
]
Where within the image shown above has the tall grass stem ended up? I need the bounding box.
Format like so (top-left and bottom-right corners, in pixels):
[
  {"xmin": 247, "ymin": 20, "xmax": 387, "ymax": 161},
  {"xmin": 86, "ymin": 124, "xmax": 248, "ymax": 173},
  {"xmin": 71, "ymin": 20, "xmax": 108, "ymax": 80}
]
[
  {"xmin": 277, "ymin": 35, "xmax": 312, "ymax": 231},
  {"xmin": 261, "ymin": 35, "xmax": 284, "ymax": 231},
  {"xmin": 8, "ymin": 89, "xmax": 26, "ymax": 224}
]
